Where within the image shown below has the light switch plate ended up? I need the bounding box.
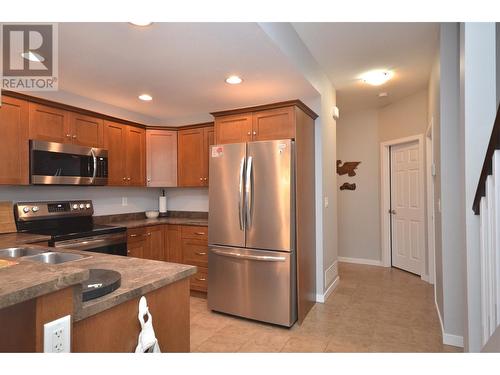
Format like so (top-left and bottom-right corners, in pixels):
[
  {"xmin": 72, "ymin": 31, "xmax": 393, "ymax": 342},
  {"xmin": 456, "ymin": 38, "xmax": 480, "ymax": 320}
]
[
  {"xmin": 324, "ymin": 197, "xmax": 329, "ymax": 208},
  {"xmin": 44, "ymin": 315, "xmax": 71, "ymax": 353}
]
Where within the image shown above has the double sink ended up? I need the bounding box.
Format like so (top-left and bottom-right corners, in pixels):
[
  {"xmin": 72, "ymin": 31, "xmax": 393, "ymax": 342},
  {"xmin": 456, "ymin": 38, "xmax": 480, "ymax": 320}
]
[{"xmin": 0, "ymin": 247, "xmax": 86, "ymax": 264}]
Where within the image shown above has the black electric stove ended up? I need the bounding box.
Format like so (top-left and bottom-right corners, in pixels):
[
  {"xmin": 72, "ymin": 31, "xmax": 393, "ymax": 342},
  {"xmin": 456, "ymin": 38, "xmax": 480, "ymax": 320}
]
[{"xmin": 14, "ymin": 200, "xmax": 127, "ymax": 256}]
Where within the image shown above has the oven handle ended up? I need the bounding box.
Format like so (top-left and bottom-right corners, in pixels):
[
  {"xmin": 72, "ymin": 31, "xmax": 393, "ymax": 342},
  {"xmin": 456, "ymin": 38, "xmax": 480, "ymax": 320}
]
[{"xmin": 54, "ymin": 233, "xmax": 126, "ymax": 250}]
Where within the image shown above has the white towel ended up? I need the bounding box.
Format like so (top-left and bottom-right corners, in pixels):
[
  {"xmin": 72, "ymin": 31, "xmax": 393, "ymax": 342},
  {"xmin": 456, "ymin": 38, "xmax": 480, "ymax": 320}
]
[{"xmin": 135, "ymin": 296, "xmax": 161, "ymax": 353}]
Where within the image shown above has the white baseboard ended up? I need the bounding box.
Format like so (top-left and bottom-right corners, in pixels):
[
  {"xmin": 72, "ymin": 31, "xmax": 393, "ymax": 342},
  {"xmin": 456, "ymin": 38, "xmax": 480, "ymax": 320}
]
[
  {"xmin": 435, "ymin": 297, "xmax": 464, "ymax": 348},
  {"xmin": 338, "ymin": 256, "xmax": 383, "ymax": 267},
  {"xmin": 316, "ymin": 275, "xmax": 339, "ymax": 303},
  {"xmin": 443, "ymin": 333, "xmax": 464, "ymax": 347}
]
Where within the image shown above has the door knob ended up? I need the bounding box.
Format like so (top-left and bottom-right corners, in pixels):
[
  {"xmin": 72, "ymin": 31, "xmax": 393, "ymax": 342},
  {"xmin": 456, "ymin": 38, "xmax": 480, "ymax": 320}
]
[{"xmin": 388, "ymin": 209, "xmax": 396, "ymax": 215}]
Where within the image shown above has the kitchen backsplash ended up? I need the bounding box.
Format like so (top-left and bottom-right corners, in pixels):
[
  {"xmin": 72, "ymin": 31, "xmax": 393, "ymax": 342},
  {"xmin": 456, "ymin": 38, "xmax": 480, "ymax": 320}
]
[{"xmin": 0, "ymin": 186, "xmax": 209, "ymax": 216}]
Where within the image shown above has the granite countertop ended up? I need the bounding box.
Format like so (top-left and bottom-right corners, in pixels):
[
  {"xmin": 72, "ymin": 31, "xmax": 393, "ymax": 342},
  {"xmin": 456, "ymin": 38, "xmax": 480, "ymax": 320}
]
[
  {"xmin": 0, "ymin": 232, "xmax": 52, "ymax": 248},
  {"xmin": 0, "ymin": 245, "xmax": 196, "ymax": 321},
  {"xmin": 93, "ymin": 211, "xmax": 208, "ymax": 229},
  {"xmin": 113, "ymin": 216, "xmax": 208, "ymax": 229}
]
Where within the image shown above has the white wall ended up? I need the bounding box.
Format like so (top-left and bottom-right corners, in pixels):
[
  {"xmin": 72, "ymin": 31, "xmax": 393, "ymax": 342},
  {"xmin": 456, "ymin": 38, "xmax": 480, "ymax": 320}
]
[
  {"xmin": 439, "ymin": 22, "xmax": 465, "ymax": 345},
  {"xmin": 0, "ymin": 186, "xmax": 160, "ymax": 216},
  {"xmin": 461, "ymin": 22, "xmax": 497, "ymax": 352},
  {"xmin": 0, "ymin": 186, "xmax": 209, "ymax": 216},
  {"xmin": 258, "ymin": 22, "xmax": 339, "ymax": 300},
  {"xmin": 337, "ymin": 110, "xmax": 381, "ymax": 261}
]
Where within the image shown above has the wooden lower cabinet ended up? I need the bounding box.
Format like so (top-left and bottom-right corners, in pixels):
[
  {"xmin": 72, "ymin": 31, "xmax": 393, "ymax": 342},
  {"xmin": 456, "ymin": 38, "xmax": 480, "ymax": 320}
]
[
  {"xmin": 73, "ymin": 278, "xmax": 190, "ymax": 352},
  {"xmin": 126, "ymin": 224, "xmax": 208, "ymax": 293}
]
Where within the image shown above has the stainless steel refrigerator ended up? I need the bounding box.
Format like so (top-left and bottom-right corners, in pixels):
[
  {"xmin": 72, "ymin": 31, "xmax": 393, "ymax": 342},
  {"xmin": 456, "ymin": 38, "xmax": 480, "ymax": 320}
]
[{"xmin": 208, "ymin": 139, "xmax": 297, "ymax": 327}]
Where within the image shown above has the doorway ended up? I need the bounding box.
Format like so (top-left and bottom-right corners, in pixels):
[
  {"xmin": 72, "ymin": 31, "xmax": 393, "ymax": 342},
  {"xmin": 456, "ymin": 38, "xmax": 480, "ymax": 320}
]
[{"xmin": 380, "ymin": 135, "xmax": 425, "ymax": 276}]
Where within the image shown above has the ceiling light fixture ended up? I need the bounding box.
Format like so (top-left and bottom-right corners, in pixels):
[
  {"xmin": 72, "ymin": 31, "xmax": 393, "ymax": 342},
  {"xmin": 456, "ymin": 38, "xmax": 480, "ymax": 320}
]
[
  {"xmin": 21, "ymin": 51, "xmax": 44, "ymax": 62},
  {"xmin": 378, "ymin": 92, "xmax": 388, "ymax": 98},
  {"xmin": 361, "ymin": 70, "xmax": 393, "ymax": 86},
  {"xmin": 225, "ymin": 75, "xmax": 243, "ymax": 85},
  {"xmin": 138, "ymin": 94, "xmax": 153, "ymax": 101},
  {"xmin": 129, "ymin": 22, "xmax": 153, "ymax": 27}
]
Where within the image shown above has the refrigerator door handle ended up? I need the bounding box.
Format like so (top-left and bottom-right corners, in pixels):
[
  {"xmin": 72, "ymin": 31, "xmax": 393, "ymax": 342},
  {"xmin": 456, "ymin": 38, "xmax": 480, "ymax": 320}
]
[
  {"xmin": 238, "ymin": 157, "xmax": 245, "ymax": 230},
  {"xmin": 245, "ymin": 156, "xmax": 253, "ymax": 228},
  {"xmin": 212, "ymin": 248, "xmax": 286, "ymax": 262}
]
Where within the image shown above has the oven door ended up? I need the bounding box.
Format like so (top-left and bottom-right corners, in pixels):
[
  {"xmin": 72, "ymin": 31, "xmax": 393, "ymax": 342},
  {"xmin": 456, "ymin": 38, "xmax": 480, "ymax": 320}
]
[
  {"xmin": 54, "ymin": 232, "xmax": 127, "ymax": 256},
  {"xmin": 30, "ymin": 140, "xmax": 108, "ymax": 185}
]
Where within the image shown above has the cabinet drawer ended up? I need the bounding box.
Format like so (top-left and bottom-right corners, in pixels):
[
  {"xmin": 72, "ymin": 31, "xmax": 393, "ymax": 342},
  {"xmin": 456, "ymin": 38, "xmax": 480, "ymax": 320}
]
[
  {"xmin": 181, "ymin": 225, "xmax": 208, "ymax": 240},
  {"xmin": 190, "ymin": 266, "xmax": 208, "ymax": 292},
  {"xmin": 127, "ymin": 227, "xmax": 147, "ymax": 243},
  {"xmin": 182, "ymin": 239, "xmax": 208, "ymax": 266}
]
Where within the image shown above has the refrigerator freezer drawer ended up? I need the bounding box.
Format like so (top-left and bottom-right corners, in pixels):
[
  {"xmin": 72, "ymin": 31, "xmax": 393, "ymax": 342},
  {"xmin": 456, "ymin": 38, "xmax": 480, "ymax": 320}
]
[{"xmin": 208, "ymin": 246, "xmax": 297, "ymax": 327}]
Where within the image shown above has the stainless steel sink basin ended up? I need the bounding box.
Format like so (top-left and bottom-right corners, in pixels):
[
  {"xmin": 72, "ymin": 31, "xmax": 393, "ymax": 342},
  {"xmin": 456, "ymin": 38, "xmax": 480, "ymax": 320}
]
[
  {"xmin": 0, "ymin": 247, "xmax": 47, "ymax": 258},
  {"xmin": 23, "ymin": 252, "xmax": 87, "ymax": 264}
]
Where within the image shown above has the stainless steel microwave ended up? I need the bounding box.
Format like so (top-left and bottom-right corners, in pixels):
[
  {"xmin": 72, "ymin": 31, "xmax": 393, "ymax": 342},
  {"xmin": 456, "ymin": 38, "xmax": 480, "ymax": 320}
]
[{"xmin": 30, "ymin": 140, "xmax": 108, "ymax": 185}]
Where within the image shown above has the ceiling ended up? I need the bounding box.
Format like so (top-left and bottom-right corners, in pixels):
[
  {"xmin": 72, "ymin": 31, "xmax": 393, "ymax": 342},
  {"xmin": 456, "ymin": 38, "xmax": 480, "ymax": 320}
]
[
  {"xmin": 57, "ymin": 23, "xmax": 318, "ymax": 125},
  {"xmin": 293, "ymin": 23, "xmax": 439, "ymax": 113}
]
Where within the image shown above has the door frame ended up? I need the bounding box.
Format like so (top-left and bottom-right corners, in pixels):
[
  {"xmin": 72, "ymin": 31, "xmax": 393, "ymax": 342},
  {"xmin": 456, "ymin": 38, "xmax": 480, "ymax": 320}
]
[
  {"xmin": 425, "ymin": 121, "xmax": 436, "ymax": 284},
  {"xmin": 380, "ymin": 134, "xmax": 425, "ymax": 275}
]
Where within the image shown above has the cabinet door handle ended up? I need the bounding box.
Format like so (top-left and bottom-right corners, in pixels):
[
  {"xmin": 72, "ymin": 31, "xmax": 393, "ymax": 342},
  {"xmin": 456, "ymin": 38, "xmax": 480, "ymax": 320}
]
[
  {"xmin": 195, "ymin": 277, "xmax": 206, "ymax": 282},
  {"xmin": 194, "ymin": 232, "xmax": 205, "ymax": 235},
  {"xmin": 129, "ymin": 234, "xmax": 138, "ymax": 238},
  {"xmin": 72, "ymin": 135, "xmax": 77, "ymax": 139},
  {"xmin": 66, "ymin": 134, "xmax": 71, "ymax": 139},
  {"xmin": 195, "ymin": 252, "xmax": 207, "ymax": 256}
]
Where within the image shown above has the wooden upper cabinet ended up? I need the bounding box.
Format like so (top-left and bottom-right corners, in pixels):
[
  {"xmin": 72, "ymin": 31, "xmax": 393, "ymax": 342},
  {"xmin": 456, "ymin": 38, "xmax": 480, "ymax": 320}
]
[
  {"xmin": 28, "ymin": 102, "xmax": 70, "ymax": 143},
  {"xmin": 0, "ymin": 97, "xmax": 29, "ymax": 185},
  {"xmin": 177, "ymin": 128, "xmax": 205, "ymax": 187},
  {"xmin": 214, "ymin": 113, "xmax": 252, "ymax": 144},
  {"xmin": 70, "ymin": 112, "xmax": 103, "ymax": 147},
  {"xmin": 252, "ymin": 106, "xmax": 295, "ymax": 141},
  {"xmin": 104, "ymin": 120, "xmax": 127, "ymax": 186},
  {"xmin": 146, "ymin": 130, "xmax": 177, "ymax": 187},
  {"xmin": 126, "ymin": 126, "xmax": 146, "ymax": 186}
]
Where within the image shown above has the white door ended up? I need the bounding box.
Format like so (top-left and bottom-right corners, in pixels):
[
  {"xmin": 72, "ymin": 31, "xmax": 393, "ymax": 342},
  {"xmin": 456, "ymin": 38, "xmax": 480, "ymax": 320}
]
[{"xmin": 390, "ymin": 140, "xmax": 424, "ymax": 275}]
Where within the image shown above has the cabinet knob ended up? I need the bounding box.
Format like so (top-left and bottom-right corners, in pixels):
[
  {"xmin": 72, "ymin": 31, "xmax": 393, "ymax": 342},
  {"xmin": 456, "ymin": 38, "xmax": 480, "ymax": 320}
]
[
  {"xmin": 72, "ymin": 135, "xmax": 77, "ymax": 139},
  {"xmin": 147, "ymin": 178, "xmax": 151, "ymax": 183},
  {"xmin": 66, "ymin": 134, "xmax": 71, "ymax": 138},
  {"xmin": 199, "ymin": 177, "xmax": 203, "ymax": 181},
  {"xmin": 247, "ymin": 131, "xmax": 251, "ymax": 135},
  {"xmin": 147, "ymin": 232, "xmax": 151, "ymax": 236},
  {"xmin": 127, "ymin": 177, "xmax": 131, "ymax": 181},
  {"xmin": 123, "ymin": 177, "xmax": 127, "ymax": 181},
  {"xmin": 204, "ymin": 177, "xmax": 207, "ymax": 181},
  {"xmin": 253, "ymin": 131, "xmax": 257, "ymax": 135}
]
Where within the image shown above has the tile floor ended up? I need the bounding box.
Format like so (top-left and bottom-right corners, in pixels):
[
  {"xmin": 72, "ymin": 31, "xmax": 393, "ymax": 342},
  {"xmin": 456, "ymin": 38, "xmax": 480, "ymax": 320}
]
[{"xmin": 190, "ymin": 262, "xmax": 462, "ymax": 352}]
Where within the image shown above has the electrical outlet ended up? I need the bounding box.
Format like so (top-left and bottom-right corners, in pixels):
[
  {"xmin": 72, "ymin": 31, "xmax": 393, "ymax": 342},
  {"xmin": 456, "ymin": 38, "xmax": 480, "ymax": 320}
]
[
  {"xmin": 122, "ymin": 197, "xmax": 128, "ymax": 206},
  {"xmin": 44, "ymin": 315, "xmax": 71, "ymax": 353}
]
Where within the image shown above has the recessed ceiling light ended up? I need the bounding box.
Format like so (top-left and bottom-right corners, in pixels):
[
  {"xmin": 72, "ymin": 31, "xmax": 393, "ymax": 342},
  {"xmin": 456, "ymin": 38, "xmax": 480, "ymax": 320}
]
[
  {"xmin": 361, "ymin": 70, "xmax": 393, "ymax": 86},
  {"xmin": 225, "ymin": 75, "xmax": 243, "ymax": 85},
  {"xmin": 378, "ymin": 92, "xmax": 388, "ymax": 98},
  {"xmin": 129, "ymin": 22, "xmax": 153, "ymax": 27},
  {"xmin": 138, "ymin": 94, "xmax": 153, "ymax": 101},
  {"xmin": 21, "ymin": 51, "xmax": 44, "ymax": 62}
]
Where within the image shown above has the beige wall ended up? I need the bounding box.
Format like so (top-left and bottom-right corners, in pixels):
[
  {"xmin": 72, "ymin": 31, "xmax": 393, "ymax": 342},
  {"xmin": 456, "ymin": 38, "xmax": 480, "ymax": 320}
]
[
  {"xmin": 379, "ymin": 89, "xmax": 429, "ymax": 142},
  {"xmin": 337, "ymin": 89, "xmax": 428, "ymax": 263},
  {"xmin": 337, "ymin": 110, "xmax": 381, "ymax": 261}
]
